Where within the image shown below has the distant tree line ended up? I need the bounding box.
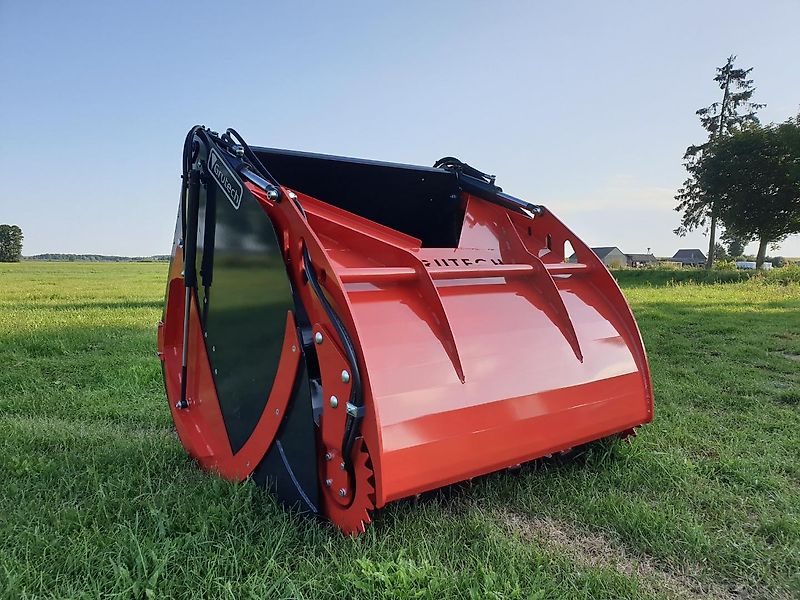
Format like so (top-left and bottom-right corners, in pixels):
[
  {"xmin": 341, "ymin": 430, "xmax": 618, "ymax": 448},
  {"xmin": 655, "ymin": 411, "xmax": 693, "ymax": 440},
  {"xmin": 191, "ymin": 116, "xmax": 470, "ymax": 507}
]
[
  {"xmin": 675, "ymin": 56, "xmax": 800, "ymax": 269},
  {"xmin": 26, "ymin": 254, "xmax": 170, "ymax": 262},
  {"xmin": 0, "ymin": 225, "xmax": 23, "ymax": 262}
]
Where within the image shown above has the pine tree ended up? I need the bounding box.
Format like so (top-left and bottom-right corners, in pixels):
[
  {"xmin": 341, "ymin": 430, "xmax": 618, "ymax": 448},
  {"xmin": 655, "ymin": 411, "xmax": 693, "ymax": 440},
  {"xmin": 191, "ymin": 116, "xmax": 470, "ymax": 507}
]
[{"xmin": 675, "ymin": 55, "xmax": 764, "ymax": 269}]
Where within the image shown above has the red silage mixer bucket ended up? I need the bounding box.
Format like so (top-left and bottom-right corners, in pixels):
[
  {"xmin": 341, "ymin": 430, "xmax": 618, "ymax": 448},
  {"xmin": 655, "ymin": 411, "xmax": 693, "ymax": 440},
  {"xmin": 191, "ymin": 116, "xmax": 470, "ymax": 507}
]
[{"xmin": 157, "ymin": 127, "xmax": 653, "ymax": 534}]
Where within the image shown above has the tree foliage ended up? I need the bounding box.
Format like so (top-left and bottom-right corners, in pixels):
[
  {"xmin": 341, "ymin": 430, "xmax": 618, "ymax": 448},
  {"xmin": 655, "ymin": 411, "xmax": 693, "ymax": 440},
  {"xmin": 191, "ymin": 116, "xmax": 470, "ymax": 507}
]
[
  {"xmin": 722, "ymin": 232, "xmax": 749, "ymax": 258},
  {"xmin": 694, "ymin": 116, "xmax": 800, "ymax": 267},
  {"xmin": 675, "ymin": 55, "xmax": 764, "ymax": 268},
  {"xmin": 713, "ymin": 242, "xmax": 729, "ymax": 261},
  {"xmin": 0, "ymin": 224, "xmax": 24, "ymax": 262}
]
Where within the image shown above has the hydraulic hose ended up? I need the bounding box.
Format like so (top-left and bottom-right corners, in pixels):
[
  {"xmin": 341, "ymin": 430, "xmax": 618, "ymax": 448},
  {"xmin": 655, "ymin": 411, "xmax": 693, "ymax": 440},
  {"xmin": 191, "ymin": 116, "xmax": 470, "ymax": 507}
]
[{"xmin": 301, "ymin": 246, "xmax": 364, "ymax": 469}]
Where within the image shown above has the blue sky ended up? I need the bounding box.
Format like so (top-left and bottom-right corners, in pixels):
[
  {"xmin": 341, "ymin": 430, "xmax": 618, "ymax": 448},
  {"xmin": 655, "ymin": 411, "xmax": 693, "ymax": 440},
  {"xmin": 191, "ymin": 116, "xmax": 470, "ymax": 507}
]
[{"xmin": 1, "ymin": 1, "xmax": 799, "ymax": 257}]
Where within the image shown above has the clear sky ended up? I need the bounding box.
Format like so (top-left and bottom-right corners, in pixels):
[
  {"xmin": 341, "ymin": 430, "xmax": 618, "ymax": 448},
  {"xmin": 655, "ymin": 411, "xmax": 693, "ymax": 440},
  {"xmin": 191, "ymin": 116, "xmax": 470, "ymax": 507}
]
[{"xmin": 1, "ymin": 1, "xmax": 799, "ymax": 258}]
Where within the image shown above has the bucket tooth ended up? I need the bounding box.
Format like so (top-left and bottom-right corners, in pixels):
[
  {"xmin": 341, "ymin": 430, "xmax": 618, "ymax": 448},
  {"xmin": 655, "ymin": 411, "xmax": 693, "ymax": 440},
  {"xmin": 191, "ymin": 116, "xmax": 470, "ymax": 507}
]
[
  {"xmin": 304, "ymin": 206, "xmax": 465, "ymax": 383},
  {"xmin": 497, "ymin": 212, "xmax": 584, "ymax": 362}
]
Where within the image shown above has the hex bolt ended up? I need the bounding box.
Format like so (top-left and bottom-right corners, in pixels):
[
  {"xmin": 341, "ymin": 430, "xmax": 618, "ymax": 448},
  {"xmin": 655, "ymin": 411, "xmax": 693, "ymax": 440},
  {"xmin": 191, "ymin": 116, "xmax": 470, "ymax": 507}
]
[
  {"xmin": 338, "ymin": 488, "xmax": 347, "ymax": 497},
  {"xmin": 275, "ymin": 408, "xmax": 280, "ymax": 415},
  {"xmin": 329, "ymin": 396, "xmax": 339, "ymax": 408},
  {"xmin": 288, "ymin": 191, "xmax": 298, "ymax": 201},
  {"xmin": 267, "ymin": 189, "xmax": 279, "ymax": 201},
  {"xmin": 324, "ymin": 452, "xmax": 333, "ymax": 461},
  {"xmin": 325, "ymin": 479, "xmax": 333, "ymax": 487},
  {"xmin": 314, "ymin": 332, "xmax": 324, "ymax": 344},
  {"xmin": 339, "ymin": 461, "xmax": 346, "ymax": 471},
  {"xmin": 341, "ymin": 370, "xmax": 350, "ymax": 384}
]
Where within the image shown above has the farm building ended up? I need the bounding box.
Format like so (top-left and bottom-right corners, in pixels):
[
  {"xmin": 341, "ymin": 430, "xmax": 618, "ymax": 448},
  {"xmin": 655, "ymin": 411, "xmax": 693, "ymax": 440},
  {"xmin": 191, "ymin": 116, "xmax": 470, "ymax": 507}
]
[
  {"xmin": 672, "ymin": 248, "xmax": 707, "ymax": 266},
  {"xmin": 625, "ymin": 253, "xmax": 657, "ymax": 267},
  {"xmin": 736, "ymin": 261, "xmax": 773, "ymax": 270},
  {"xmin": 568, "ymin": 246, "xmax": 628, "ymax": 267}
]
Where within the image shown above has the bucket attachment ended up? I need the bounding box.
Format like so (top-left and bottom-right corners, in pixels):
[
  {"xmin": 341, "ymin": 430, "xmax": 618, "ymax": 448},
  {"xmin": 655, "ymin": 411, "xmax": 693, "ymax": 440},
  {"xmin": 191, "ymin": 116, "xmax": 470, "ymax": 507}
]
[{"xmin": 158, "ymin": 127, "xmax": 653, "ymax": 534}]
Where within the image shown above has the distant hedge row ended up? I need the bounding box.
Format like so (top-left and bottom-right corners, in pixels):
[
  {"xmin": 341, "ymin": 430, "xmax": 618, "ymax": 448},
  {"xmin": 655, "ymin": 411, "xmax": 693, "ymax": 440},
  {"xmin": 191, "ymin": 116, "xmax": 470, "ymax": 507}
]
[
  {"xmin": 611, "ymin": 266, "xmax": 800, "ymax": 286},
  {"xmin": 24, "ymin": 254, "xmax": 170, "ymax": 262}
]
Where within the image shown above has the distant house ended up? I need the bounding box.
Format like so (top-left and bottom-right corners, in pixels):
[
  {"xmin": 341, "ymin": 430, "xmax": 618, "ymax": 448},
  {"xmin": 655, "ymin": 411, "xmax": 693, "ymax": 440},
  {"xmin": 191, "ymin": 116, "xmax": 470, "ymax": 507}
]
[
  {"xmin": 672, "ymin": 248, "xmax": 707, "ymax": 266},
  {"xmin": 568, "ymin": 246, "xmax": 628, "ymax": 267},
  {"xmin": 625, "ymin": 253, "xmax": 657, "ymax": 268}
]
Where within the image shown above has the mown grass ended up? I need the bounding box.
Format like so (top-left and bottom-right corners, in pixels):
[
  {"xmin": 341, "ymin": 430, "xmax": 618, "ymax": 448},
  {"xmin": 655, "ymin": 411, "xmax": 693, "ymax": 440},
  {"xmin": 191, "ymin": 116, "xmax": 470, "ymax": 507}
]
[{"xmin": 1, "ymin": 262, "xmax": 798, "ymax": 599}]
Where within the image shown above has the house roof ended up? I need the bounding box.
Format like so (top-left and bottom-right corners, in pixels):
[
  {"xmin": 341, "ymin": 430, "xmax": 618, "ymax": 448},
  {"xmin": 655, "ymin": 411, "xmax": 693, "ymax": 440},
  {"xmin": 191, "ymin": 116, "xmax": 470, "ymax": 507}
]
[
  {"xmin": 626, "ymin": 253, "xmax": 657, "ymax": 262},
  {"xmin": 672, "ymin": 248, "xmax": 707, "ymax": 261},
  {"xmin": 590, "ymin": 246, "xmax": 623, "ymax": 259}
]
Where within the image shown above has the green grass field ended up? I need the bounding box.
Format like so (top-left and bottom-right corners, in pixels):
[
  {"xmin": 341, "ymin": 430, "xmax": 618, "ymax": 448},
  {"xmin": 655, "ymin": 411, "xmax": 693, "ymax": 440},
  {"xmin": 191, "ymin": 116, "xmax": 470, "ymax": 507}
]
[{"xmin": 1, "ymin": 262, "xmax": 798, "ymax": 599}]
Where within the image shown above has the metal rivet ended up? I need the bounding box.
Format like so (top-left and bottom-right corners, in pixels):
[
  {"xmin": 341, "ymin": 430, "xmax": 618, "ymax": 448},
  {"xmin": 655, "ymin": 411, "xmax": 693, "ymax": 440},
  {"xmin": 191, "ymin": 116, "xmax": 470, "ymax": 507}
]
[
  {"xmin": 325, "ymin": 479, "xmax": 332, "ymax": 487},
  {"xmin": 314, "ymin": 332, "xmax": 323, "ymax": 344},
  {"xmin": 339, "ymin": 462, "xmax": 346, "ymax": 471},
  {"xmin": 324, "ymin": 452, "xmax": 333, "ymax": 461},
  {"xmin": 341, "ymin": 370, "xmax": 350, "ymax": 384},
  {"xmin": 329, "ymin": 396, "xmax": 338, "ymax": 408},
  {"xmin": 291, "ymin": 345, "xmax": 297, "ymax": 353},
  {"xmin": 275, "ymin": 408, "xmax": 279, "ymax": 415},
  {"xmin": 338, "ymin": 488, "xmax": 347, "ymax": 497}
]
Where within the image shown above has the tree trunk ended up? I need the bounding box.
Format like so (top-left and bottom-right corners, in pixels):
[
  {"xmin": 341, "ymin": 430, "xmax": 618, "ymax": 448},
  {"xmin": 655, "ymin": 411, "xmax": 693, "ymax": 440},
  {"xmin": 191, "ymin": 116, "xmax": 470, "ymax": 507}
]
[
  {"xmin": 705, "ymin": 213, "xmax": 717, "ymax": 270},
  {"xmin": 704, "ymin": 69, "xmax": 730, "ymax": 272},
  {"xmin": 755, "ymin": 238, "xmax": 768, "ymax": 269}
]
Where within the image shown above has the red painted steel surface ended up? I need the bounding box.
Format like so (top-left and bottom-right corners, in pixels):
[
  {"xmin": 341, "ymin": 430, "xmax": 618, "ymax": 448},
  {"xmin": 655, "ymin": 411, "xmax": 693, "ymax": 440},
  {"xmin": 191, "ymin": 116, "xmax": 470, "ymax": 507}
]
[
  {"xmin": 161, "ymin": 180, "xmax": 653, "ymax": 533},
  {"xmin": 301, "ymin": 194, "xmax": 652, "ymax": 506}
]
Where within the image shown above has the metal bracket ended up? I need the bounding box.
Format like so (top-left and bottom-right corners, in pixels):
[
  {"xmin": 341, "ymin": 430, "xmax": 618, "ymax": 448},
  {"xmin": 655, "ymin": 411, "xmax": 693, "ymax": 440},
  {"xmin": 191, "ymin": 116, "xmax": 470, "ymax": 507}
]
[{"xmin": 346, "ymin": 403, "xmax": 366, "ymax": 418}]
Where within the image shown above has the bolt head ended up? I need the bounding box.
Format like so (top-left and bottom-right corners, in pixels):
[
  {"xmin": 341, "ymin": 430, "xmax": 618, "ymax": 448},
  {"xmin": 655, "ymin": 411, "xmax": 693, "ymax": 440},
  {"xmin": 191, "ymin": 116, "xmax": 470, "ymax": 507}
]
[
  {"xmin": 267, "ymin": 189, "xmax": 279, "ymax": 201},
  {"xmin": 338, "ymin": 488, "xmax": 347, "ymax": 497},
  {"xmin": 341, "ymin": 370, "xmax": 350, "ymax": 384},
  {"xmin": 325, "ymin": 479, "xmax": 333, "ymax": 487},
  {"xmin": 314, "ymin": 332, "xmax": 323, "ymax": 344},
  {"xmin": 329, "ymin": 396, "xmax": 338, "ymax": 408},
  {"xmin": 288, "ymin": 191, "xmax": 297, "ymax": 201},
  {"xmin": 339, "ymin": 461, "xmax": 346, "ymax": 471},
  {"xmin": 324, "ymin": 452, "xmax": 333, "ymax": 461}
]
